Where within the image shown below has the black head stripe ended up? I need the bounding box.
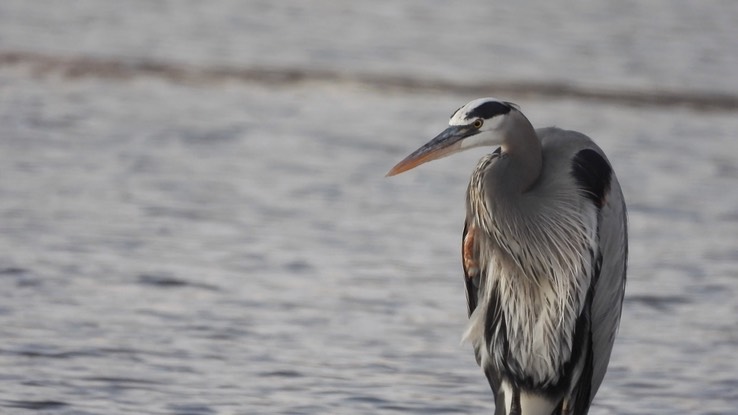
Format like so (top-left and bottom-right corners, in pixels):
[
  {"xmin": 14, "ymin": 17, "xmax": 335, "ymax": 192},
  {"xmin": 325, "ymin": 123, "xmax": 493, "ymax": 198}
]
[
  {"xmin": 466, "ymin": 101, "xmax": 512, "ymax": 120},
  {"xmin": 503, "ymin": 101, "xmax": 520, "ymax": 111}
]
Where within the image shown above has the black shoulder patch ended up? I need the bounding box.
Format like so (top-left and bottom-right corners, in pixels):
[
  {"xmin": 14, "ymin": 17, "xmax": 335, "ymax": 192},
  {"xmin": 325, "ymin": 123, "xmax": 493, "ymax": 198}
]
[
  {"xmin": 466, "ymin": 101, "xmax": 512, "ymax": 120},
  {"xmin": 571, "ymin": 149, "xmax": 612, "ymax": 209}
]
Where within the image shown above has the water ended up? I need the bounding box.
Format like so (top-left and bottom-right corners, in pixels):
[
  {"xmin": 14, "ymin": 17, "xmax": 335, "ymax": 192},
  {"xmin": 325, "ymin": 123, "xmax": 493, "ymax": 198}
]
[{"xmin": 1, "ymin": 1, "xmax": 737, "ymax": 414}]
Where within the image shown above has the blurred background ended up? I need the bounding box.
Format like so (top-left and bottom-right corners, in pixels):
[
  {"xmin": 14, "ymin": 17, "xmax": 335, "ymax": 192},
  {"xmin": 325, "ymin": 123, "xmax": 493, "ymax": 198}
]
[{"xmin": 1, "ymin": 1, "xmax": 737, "ymax": 414}]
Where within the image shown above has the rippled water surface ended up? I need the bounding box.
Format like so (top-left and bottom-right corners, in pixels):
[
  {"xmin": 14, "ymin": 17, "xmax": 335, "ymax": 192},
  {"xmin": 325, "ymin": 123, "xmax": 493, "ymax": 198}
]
[{"xmin": 1, "ymin": 2, "xmax": 737, "ymax": 414}]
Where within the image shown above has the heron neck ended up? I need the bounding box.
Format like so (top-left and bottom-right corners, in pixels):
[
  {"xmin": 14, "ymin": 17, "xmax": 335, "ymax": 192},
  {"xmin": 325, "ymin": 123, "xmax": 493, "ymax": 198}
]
[{"xmin": 498, "ymin": 116, "xmax": 542, "ymax": 194}]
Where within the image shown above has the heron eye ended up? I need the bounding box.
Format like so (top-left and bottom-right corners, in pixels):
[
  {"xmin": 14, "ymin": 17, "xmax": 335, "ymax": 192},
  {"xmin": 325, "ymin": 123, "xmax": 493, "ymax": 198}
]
[{"xmin": 472, "ymin": 119, "xmax": 484, "ymax": 129}]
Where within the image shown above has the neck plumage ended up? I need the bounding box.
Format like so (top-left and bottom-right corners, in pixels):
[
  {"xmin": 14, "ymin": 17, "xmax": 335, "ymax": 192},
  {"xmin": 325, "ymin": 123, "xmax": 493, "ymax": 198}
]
[
  {"xmin": 466, "ymin": 113, "xmax": 548, "ymax": 277},
  {"xmin": 496, "ymin": 111, "xmax": 542, "ymax": 194}
]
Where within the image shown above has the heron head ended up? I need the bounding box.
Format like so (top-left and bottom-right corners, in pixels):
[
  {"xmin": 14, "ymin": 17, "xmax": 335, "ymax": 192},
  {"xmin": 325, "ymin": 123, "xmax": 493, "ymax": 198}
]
[{"xmin": 387, "ymin": 98, "xmax": 517, "ymax": 176}]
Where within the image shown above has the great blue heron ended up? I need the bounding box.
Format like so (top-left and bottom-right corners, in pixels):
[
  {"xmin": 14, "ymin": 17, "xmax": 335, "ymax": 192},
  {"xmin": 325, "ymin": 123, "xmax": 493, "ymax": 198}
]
[{"xmin": 387, "ymin": 98, "xmax": 627, "ymax": 415}]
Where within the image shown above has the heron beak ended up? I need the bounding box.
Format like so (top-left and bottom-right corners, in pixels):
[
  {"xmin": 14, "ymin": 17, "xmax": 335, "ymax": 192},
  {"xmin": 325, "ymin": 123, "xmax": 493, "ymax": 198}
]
[{"xmin": 386, "ymin": 126, "xmax": 472, "ymax": 176}]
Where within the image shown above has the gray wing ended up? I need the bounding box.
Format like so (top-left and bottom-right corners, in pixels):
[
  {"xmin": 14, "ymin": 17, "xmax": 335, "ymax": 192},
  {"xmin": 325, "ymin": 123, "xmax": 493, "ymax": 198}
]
[
  {"xmin": 588, "ymin": 172, "xmax": 627, "ymax": 397},
  {"xmin": 552, "ymin": 134, "xmax": 627, "ymax": 414},
  {"xmin": 462, "ymin": 217, "xmax": 505, "ymax": 402},
  {"xmin": 567, "ymin": 141, "xmax": 628, "ymax": 403}
]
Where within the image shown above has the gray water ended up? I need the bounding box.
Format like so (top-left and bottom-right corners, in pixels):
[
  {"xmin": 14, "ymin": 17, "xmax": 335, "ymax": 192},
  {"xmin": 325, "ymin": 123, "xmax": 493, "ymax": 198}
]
[{"xmin": 1, "ymin": 1, "xmax": 737, "ymax": 414}]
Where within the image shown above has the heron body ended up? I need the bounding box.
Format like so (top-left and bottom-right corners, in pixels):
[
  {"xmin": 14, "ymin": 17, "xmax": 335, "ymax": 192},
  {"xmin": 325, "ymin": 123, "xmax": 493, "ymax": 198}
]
[{"xmin": 387, "ymin": 99, "xmax": 627, "ymax": 415}]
